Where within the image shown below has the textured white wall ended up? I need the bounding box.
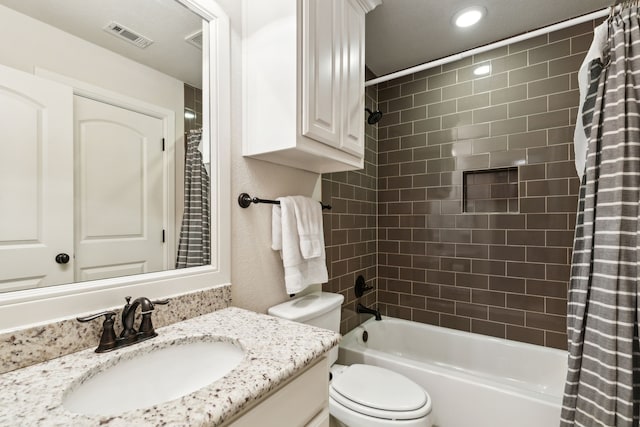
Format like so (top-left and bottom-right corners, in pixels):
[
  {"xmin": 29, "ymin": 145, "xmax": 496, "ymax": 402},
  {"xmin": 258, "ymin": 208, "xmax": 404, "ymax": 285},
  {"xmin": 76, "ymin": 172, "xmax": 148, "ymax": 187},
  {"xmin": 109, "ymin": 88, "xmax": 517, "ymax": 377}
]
[
  {"xmin": 0, "ymin": 5, "xmax": 183, "ymax": 114},
  {"xmin": 214, "ymin": 0, "xmax": 322, "ymax": 313}
]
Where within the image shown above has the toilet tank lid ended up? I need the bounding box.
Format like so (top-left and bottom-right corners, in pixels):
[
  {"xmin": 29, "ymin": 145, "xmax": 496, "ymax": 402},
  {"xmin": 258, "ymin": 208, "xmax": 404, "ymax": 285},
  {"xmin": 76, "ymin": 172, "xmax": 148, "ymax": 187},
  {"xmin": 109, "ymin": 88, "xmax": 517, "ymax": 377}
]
[{"xmin": 268, "ymin": 292, "xmax": 344, "ymax": 323}]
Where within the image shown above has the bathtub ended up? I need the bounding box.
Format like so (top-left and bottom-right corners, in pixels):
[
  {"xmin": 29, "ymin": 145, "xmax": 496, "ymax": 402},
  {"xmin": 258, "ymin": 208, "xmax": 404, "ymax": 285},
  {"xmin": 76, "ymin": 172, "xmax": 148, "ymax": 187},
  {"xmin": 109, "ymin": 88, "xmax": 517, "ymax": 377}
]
[{"xmin": 338, "ymin": 317, "xmax": 567, "ymax": 427}]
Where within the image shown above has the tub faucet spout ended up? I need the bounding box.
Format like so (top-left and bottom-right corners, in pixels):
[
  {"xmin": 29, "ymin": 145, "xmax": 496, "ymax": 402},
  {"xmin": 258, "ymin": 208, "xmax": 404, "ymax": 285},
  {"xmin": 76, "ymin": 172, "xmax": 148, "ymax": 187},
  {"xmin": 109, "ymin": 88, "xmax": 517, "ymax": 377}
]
[{"xmin": 357, "ymin": 303, "xmax": 382, "ymax": 321}]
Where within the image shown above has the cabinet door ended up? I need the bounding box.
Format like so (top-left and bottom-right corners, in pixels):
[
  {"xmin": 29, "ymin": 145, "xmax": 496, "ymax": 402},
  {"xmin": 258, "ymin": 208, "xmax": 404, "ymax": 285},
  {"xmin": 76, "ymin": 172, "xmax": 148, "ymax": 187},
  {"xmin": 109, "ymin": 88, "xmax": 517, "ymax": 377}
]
[
  {"xmin": 301, "ymin": 0, "xmax": 341, "ymax": 147},
  {"xmin": 340, "ymin": 0, "xmax": 366, "ymax": 157},
  {"xmin": 229, "ymin": 357, "xmax": 328, "ymax": 427}
]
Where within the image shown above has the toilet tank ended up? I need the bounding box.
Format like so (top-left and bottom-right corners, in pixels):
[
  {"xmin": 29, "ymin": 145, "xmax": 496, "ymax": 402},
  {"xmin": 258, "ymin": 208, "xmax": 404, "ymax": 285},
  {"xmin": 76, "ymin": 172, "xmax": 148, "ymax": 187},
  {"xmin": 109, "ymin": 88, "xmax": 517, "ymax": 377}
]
[
  {"xmin": 268, "ymin": 292, "xmax": 344, "ymax": 365},
  {"xmin": 268, "ymin": 292, "xmax": 344, "ymax": 331}
]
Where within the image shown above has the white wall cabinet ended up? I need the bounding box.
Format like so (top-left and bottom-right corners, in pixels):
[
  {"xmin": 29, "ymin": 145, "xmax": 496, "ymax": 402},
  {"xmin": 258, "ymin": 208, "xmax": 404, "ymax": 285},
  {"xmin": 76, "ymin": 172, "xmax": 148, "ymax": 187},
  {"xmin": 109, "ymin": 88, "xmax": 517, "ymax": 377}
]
[{"xmin": 243, "ymin": 0, "xmax": 381, "ymax": 174}]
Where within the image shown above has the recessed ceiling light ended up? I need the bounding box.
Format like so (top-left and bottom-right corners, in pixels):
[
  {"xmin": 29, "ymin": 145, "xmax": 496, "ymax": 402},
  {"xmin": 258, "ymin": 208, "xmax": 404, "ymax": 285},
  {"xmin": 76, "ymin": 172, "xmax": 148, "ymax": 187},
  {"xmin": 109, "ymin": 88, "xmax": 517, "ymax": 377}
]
[
  {"xmin": 453, "ymin": 6, "xmax": 486, "ymax": 28},
  {"xmin": 473, "ymin": 64, "xmax": 491, "ymax": 76}
]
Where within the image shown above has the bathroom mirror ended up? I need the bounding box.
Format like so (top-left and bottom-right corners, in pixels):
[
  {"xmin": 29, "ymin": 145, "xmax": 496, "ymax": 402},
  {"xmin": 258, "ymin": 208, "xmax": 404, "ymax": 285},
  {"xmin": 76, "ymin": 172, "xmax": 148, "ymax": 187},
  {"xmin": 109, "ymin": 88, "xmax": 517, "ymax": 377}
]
[{"xmin": 0, "ymin": 0, "xmax": 230, "ymax": 327}]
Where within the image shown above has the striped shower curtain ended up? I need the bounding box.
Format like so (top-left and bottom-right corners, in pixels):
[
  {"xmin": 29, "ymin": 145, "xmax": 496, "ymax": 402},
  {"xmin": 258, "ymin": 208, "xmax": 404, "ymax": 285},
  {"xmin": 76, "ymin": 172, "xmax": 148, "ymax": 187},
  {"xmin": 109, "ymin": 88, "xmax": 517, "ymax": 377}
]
[
  {"xmin": 561, "ymin": 6, "xmax": 640, "ymax": 426},
  {"xmin": 176, "ymin": 129, "xmax": 210, "ymax": 268}
]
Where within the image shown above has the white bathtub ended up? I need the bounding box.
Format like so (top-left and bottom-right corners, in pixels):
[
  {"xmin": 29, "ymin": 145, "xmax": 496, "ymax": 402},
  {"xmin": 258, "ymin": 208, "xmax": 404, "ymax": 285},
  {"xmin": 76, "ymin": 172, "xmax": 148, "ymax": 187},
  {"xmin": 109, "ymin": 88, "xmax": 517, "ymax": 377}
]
[{"xmin": 338, "ymin": 317, "xmax": 567, "ymax": 427}]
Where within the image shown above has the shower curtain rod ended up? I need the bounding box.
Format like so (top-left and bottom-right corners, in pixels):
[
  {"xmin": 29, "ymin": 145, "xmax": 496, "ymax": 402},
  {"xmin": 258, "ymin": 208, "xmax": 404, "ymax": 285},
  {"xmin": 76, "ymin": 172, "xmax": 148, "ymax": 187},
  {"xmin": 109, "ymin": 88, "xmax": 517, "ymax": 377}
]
[{"xmin": 365, "ymin": 8, "xmax": 610, "ymax": 87}]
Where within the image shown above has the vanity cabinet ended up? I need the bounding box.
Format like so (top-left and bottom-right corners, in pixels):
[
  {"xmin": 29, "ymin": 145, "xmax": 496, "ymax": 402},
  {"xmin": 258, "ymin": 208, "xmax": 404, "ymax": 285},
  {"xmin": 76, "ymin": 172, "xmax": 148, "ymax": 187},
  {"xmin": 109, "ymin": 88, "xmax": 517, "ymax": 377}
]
[
  {"xmin": 226, "ymin": 356, "xmax": 329, "ymax": 426},
  {"xmin": 242, "ymin": 0, "xmax": 381, "ymax": 173}
]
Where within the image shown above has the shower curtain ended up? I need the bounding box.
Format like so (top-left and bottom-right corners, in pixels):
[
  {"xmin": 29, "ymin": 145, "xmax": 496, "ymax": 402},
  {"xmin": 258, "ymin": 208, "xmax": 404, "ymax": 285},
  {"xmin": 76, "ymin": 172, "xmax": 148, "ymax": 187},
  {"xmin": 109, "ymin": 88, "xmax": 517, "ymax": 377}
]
[
  {"xmin": 176, "ymin": 129, "xmax": 210, "ymax": 268},
  {"xmin": 561, "ymin": 5, "xmax": 640, "ymax": 426}
]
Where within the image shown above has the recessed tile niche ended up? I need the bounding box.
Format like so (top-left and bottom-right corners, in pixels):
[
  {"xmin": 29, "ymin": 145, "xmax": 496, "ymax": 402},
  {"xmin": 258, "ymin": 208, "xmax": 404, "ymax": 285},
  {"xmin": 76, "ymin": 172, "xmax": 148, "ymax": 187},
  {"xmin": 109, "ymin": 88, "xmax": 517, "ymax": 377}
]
[{"xmin": 463, "ymin": 167, "xmax": 519, "ymax": 213}]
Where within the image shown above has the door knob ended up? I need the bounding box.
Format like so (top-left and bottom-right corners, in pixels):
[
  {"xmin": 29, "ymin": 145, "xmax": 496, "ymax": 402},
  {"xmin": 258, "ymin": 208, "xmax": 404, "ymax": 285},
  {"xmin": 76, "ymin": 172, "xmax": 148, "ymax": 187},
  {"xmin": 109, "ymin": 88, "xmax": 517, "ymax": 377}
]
[{"xmin": 55, "ymin": 253, "xmax": 70, "ymax": 264}]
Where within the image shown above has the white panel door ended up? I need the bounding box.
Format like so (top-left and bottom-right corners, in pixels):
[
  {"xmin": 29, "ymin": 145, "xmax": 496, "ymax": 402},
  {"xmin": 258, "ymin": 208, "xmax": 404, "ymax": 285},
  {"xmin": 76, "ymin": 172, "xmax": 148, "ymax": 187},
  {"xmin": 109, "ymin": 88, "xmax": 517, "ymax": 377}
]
[
  {"xmin": 74, "ymin": 96, "xmax": 165, "ymax": 282},
  {"xmin": 0, "ymin": 64, "xmax": 73, "ymax": 291},
  {"xmin": 302, "ymin": 0, "xmax": 342, "ymax": 147},
  {"xmin": 340, "ymin": 0, "xmax": 366, "ymax": 157}
]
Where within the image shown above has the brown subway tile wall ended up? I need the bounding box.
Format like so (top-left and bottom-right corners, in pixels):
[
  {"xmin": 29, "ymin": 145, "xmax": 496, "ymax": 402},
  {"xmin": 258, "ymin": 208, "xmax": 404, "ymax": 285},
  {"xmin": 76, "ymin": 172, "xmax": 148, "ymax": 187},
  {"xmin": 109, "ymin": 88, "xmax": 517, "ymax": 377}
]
[
  {"xmin": 322, "ymin": 68, "xmax": 378, "ymax": 335},
  {"xmin": 184, "ymin": 83, "xmax": 202, "ymax": 133},
  {"xmin": 374, "ymin": 22, "xmax": 593, "ymax": 350},
  {"xmin": 321, "ymin": 22, "xmax": 591, "ymax": 348}
]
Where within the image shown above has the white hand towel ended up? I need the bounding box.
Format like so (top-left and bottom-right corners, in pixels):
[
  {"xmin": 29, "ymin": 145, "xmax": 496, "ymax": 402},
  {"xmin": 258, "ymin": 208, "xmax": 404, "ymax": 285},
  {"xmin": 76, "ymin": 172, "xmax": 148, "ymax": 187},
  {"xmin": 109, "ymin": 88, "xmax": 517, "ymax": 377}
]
[
  {"xmin": 273, "ymin": 197, "xmax": 328, "ymax": 294},
  {"xmin": 272, "ymin": 204, "xmax": 282, "ymax": 251},
  {"xmin": 290, "ymin": 195, "xmax": 324, "ymax": 259}
]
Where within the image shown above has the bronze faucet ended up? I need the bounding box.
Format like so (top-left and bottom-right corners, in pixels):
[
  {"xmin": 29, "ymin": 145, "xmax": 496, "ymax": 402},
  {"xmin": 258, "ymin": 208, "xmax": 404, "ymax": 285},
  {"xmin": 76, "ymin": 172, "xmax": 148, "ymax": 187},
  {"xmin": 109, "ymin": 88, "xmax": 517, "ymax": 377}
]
[{"xmin": 78, "ymin": 296, "xmax": 169, "ymax": 353}]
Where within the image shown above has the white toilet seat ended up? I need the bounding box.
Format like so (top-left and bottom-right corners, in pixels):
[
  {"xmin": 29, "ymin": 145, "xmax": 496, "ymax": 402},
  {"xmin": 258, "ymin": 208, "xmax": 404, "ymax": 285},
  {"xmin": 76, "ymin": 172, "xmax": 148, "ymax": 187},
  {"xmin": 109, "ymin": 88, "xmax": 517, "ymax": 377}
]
[{"xmin": 330, "ymin": 364, "xmax": 432, "ymax": 421}]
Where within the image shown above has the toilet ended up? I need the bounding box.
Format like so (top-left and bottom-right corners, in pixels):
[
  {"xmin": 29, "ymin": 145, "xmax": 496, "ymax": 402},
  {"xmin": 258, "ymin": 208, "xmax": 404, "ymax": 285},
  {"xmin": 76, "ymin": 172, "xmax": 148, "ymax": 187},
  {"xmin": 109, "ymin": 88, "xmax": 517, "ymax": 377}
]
[{"xmin": 268, "ymin": 292, "xmax": 433, "ymax": 427}]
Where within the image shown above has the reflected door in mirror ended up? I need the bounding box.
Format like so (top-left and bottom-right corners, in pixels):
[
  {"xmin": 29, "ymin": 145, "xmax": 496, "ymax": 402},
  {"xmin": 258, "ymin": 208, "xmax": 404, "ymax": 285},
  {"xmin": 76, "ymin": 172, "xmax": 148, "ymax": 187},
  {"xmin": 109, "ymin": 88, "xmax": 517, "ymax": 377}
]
[
  {"xmin": 74, "ymin": 96, "xmax": 166, "ymax": 282},
  {"xmin": 0, "ymin": 64, "xmax": 74, "ymax": 292}
]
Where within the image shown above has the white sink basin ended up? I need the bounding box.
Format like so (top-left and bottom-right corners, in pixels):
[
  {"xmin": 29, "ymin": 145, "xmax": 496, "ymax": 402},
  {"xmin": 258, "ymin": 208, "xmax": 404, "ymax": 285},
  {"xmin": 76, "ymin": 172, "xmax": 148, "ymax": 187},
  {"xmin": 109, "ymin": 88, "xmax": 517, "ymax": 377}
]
[{"xmin": 63, "ymin": 339, "xmax": 245, "ymax": 416}]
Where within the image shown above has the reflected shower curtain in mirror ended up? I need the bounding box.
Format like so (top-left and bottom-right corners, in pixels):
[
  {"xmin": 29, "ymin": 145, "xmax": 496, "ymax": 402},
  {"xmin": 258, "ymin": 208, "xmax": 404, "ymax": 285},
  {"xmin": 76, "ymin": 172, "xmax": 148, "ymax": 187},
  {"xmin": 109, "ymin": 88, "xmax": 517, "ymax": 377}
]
[
  {"xmin": 561, "ymin": 6, "xmax": 640, "ymax": 426},
  {"xmin": 176, "ymin": 129, "xmax": 210, "ymax": 268}
]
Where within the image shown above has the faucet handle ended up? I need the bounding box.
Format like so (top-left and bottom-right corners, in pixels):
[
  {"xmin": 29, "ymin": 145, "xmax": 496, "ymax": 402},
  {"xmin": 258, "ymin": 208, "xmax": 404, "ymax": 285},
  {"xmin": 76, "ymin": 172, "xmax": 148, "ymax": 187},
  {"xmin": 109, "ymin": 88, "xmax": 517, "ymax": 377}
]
[
  {"xmin": 354, "ymin": 275, "xmax": 374, "ymax": 298},
  {"xmin": 138, "ymin": 298, "xmax": 170, "ymax": 314},
  {"xmin": 77, "ymin": 311, "xmax": 118, "ymax": 353},
  {"xmin": 77, "ymin": 311, "xmax": 116, "ymax": 323},
  {"xmin": 151, "ymin": 298, "xmax": 170, "ymax": 306},
  {"xmin": 138, "ymin": 299, "xmax": 169, "ymax": 338}
]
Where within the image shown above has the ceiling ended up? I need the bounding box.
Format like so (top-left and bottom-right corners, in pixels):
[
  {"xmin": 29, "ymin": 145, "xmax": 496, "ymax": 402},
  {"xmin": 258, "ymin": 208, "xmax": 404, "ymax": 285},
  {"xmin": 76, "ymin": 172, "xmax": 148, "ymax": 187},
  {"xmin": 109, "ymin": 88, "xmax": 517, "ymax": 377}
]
[
  {"xmin": 366, "ymin": 0, "xmax": 613, "ymax": 77},
  {"xmin": 0, "ymin": 0, "xmax": 614, "ymax": 86},
  {"xmin": 0, "ymin": 0, "xmax": 203, "ymax": 88}
]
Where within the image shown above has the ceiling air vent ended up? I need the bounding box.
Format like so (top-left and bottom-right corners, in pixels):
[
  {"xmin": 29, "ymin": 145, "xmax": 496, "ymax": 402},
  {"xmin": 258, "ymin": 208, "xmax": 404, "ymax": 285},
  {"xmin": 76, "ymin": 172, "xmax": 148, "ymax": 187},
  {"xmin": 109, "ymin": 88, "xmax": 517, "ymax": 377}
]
[
  {"xmin": 185, "ymin": 30, "xmax": 203, "ymax": 50},
  {"xmin": 104, "ymin": 21, "xmax": 153, "ymax": 49}
]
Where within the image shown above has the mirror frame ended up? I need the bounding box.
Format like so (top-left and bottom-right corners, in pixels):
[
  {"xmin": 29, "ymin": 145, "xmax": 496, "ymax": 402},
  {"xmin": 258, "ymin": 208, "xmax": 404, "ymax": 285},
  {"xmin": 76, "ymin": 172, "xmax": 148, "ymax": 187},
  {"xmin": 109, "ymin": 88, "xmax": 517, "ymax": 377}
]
[{"xmin": 0, "ymin": 0, "xmax": 231, "ymax": 330}]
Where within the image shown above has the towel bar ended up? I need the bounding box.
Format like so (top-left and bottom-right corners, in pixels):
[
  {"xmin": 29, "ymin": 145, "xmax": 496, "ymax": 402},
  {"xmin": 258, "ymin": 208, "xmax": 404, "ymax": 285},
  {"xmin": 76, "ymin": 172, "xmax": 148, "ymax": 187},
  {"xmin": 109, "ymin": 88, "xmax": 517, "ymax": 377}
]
[{"xmin": 237, "ymin": 193, "xmax": 331, "ymax": 210}]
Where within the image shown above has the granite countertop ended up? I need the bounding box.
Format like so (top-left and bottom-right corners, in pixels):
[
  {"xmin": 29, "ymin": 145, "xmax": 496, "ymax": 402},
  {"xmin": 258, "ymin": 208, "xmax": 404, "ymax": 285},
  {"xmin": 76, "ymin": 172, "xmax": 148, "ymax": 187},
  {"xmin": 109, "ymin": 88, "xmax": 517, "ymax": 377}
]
[{"xmin": 0, "ymin": 307, "xmax": 340, "ymax": 426}]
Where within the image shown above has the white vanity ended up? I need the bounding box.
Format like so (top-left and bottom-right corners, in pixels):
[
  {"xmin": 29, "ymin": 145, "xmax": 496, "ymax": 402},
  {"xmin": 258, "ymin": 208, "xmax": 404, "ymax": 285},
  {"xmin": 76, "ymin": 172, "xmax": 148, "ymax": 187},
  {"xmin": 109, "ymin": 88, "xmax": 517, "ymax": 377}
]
[
  {"xmin": 0, "ymin": 307, "xmax": 339, "ymax": 426},
  {"xmin": 0, "ymin": 0, "xmax": 361, "ymax": 424}
]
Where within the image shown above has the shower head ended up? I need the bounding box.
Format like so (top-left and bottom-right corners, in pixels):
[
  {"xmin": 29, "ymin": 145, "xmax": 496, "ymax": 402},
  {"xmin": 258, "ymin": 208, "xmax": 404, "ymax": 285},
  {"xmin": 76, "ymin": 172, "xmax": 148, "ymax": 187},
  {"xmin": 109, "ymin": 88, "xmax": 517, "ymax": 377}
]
[{"xmin": 365, "ymin": 108, "xmax": 383, "ymax": 125}]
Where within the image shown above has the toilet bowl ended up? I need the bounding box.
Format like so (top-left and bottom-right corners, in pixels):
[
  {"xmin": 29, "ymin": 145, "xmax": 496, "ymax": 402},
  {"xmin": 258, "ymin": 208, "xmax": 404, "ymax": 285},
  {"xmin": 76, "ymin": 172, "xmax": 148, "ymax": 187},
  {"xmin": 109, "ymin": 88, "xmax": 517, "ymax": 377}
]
[
  {"xmin": 268, "ymin": 292, "xmax": 433, "ymax": 427},
  {"xmin": 329, "ymin": 364, "xmax": 432, "ymax": 427}
]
